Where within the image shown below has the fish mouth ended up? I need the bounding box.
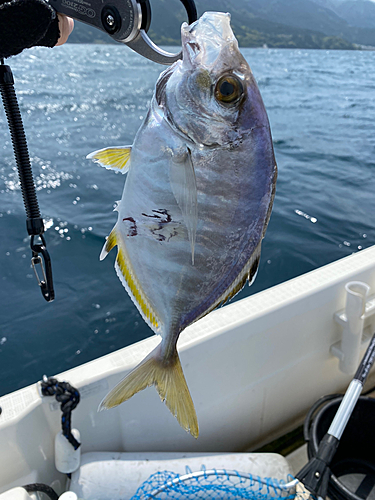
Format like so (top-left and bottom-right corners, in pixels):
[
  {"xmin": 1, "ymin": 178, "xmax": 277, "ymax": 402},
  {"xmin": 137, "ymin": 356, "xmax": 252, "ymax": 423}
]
[{"xmin": 181, "ymin": 12, "xmax": 235, "ymax": 69}]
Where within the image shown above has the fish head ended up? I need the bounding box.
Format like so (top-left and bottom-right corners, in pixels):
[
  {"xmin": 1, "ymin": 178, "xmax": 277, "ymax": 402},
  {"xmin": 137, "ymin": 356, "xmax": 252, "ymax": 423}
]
[{"xmin": 155, "ymin": 11, "xmax": 269, "ymax": 148}]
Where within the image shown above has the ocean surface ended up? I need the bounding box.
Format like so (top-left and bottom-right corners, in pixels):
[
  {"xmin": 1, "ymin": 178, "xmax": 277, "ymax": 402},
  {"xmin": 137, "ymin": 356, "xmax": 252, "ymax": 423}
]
[{"xmin": 0, "ymin": 46, "xmax": 374, "ymax": 397}]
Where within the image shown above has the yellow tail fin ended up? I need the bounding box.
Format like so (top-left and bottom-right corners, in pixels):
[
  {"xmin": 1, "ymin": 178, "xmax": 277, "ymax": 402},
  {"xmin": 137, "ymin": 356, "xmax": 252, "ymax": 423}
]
[{"xmin": 99, "ymin": 344, "xmax": 199, "ymax": 438}]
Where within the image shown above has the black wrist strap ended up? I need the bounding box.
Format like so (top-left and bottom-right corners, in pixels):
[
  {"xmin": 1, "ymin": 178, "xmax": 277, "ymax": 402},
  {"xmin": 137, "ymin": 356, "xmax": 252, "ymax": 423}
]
[{"xmin": 0, "ymin": 60, "xmax": 54, "ymax": 301}]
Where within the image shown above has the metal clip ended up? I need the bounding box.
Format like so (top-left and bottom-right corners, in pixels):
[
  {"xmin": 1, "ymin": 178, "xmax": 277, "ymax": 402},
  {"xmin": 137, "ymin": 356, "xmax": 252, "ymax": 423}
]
[
  {"xmin": 30, "ymin": 234, "xmax": 55, "ymax": 302},
  {"xmin": 122, "ymin": 0, "xmax": 197, "ymax": 64}
]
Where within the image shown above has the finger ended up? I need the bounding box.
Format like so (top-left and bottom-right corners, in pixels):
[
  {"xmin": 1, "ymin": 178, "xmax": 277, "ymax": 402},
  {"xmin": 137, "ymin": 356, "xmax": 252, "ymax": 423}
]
[{"xmin": 56, "ymin": 14, "xmax": 74, "ymax": 46}]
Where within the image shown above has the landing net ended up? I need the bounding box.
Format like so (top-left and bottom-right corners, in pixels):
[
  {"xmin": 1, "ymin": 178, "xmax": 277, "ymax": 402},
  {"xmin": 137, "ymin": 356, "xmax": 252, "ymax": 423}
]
[{"xmin": 131, "ymin": 467, "xmax": 311, "ymax": 500}]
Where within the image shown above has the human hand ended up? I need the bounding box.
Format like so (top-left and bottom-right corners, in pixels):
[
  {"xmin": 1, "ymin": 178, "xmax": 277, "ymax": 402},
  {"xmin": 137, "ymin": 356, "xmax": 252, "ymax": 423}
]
[{"xmin": 55, "ymin": 13, "xmax": 74, "ymax": 46}]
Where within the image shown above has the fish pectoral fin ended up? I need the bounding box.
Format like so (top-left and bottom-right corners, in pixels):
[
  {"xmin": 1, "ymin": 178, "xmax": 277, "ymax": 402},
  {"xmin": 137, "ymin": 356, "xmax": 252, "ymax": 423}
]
[
  {"xmin": 87, "ymin": 146, "xmax": 132, "ymax": 173},
  {"xmin": 99, "ymin": 343, "xmax": 199, "ymax": 438},
  {"xmin": 170, "ymin": 146, "xmax": 197, "ymax": 265}
]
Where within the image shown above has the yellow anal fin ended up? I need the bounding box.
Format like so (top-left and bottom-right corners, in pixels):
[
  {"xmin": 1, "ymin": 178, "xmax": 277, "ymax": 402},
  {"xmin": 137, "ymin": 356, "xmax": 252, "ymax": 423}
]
[
  {"xmin": 100, "ymin": 229, "xmax": 117, "ymax": 261},
  {"xmin": 99, "ymin": 228, "xmax": 159, "ymax": 330},
  {"xmin": 99, "ymin": 343, "xmax": 199, "ymax": 439},
  {"xmin": 87, "ymin": 146, "xmax": 132, "ymax": 173},
  {"xmin": 115, "ymin": 244, "xmax": 159, "ymax": 331}
]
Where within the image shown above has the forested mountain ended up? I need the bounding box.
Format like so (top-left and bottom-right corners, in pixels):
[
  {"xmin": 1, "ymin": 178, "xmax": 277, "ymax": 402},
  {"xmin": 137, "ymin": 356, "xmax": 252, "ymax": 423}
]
[{"xmin": 333, "ymin": 0, "xmax": 375, "ymax": 29}]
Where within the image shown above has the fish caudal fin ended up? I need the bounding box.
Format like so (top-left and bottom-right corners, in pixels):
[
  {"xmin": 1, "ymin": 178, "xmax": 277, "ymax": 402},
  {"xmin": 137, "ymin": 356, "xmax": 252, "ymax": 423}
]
[{"xmin": 99, "ymin": 344, "xmax": 199, "ymax": 438}]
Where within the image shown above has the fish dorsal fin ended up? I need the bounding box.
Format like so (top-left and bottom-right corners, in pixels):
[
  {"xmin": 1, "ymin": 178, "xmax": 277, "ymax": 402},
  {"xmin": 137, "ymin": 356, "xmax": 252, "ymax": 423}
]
[
  {"xmin": 87, "ymin": 146, "xmax": 132, "ymax": 173},
  {"xmin": 170, "ymin": 146, "xmax": 197, "ymax": 265},
  {"xmin": 100, "ymin": 229, "xmax": 117, "ymax": 261},
  {"xmin": 100, "ymin": 228, "xmax": 161, "ymax": 334}
]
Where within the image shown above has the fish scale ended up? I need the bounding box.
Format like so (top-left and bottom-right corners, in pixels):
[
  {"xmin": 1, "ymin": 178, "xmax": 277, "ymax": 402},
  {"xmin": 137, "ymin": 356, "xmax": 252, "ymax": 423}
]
[{"xmin": 88, "ymin": 11, "xmax": 277, "ymax": 438}]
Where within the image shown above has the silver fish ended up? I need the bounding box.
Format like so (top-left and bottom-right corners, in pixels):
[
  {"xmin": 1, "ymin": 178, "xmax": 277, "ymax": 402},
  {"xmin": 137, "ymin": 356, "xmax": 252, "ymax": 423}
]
[{"xmin": 88, "ymin": 11, "xmax": 277, "ymax": 438}]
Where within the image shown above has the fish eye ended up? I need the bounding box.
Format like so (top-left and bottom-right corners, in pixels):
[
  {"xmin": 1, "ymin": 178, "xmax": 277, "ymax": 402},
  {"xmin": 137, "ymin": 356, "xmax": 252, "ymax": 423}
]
[{"xmin": 214, "ymin": 75, "xmax": 244, "ymax": 105}]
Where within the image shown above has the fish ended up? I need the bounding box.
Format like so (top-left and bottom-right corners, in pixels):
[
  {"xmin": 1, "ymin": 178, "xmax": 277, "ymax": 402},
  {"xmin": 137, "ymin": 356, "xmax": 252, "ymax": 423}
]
[{"xmin": 87, "ymin": 11, "xmax": 277, "ymax": 438}]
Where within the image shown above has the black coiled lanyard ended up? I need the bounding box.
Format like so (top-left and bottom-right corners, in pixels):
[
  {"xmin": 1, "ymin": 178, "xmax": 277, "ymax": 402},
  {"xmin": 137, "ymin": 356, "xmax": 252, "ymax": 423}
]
[{"xmin": 0, "ymin": 59, "xmax": 54, "ymax": 302}]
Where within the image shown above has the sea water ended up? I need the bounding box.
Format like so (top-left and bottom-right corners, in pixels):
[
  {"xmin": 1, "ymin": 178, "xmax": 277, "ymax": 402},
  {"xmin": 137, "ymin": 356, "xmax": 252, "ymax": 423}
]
[{"xmin": 0, "ymin": 46, "xmax": 374, "ymax": 396}]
